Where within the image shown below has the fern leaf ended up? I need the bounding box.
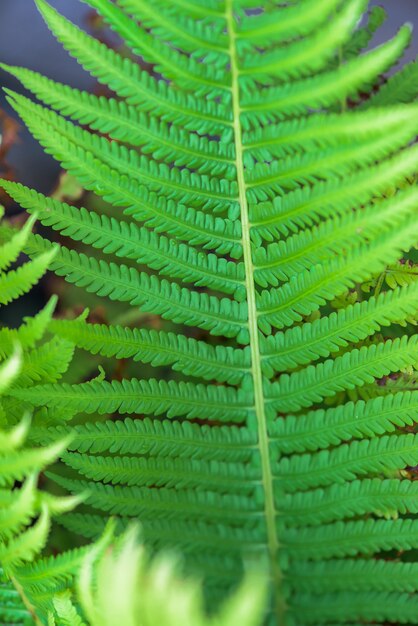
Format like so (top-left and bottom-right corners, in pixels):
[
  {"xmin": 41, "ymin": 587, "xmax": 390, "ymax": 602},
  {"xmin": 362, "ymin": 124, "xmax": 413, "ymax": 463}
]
[
  {"xmin": 0, "ymin": 215, "xmax": 37, "ymax": 273},
  {"xmin": 6, "ymin": 92, "xmax": 238, "ymax": 213},
  {"xmin": 11, "ymin": 377, "xmax": 250, "ymax": 422},
  {"xmin": 237, "ymin": 0, "xmax": 343, "ymax": 46},
  {"xmin": 252, "ymin": 145, "xmax": 418, "ymax": 241},
  {"xmin": 1, "ymin": 65, "xmax": 235, "ymax": 177},
  {"xmin": 239, "ymin": 0, "xmax": 367, "ymax": 88},
  {"xmin": 290, "ymin": 558, "xmax": 418, "ymax": 593},
  {"xmin": 35, "ymin": 417, "xmax": 255, "ymax": 462},
  {"xmin": 62, "ymin": 451, "xmax": 256, "ymax": 492},
  {"xmin": 5, "ymin": 1, "xmax": 418, "ymax": 623},
  {"xmin": 0, "ymin": 182, "xmax": 245, "ymax": 298},
  {"xmin": 46, "ymin": 473, "xmax": 257, "ymax": 524},
  {"xmin": 277, "ymin": 433, "xmax": 418, "ymax": 491},
  {"xmin": 245, "ymin": 104, "xmax": 418, "ymax": 162},
  {"xmin": 242, "ymin": 26, "xmax": 411, "ymax": 124},
  {"xmin": 367, "ymin": 57, "xmax": 418, "ymax": 106},
  {"xmin": 258, "ymin": 220, "xmax": 418, "ymax": 332},
  {"xmin": 0, "ymin": 297, "xmax": 57, "ymax": 360},
  {"xmin": 79, "ymin": 0, "xmax": 230, "ymax": 95},
  {"xmin": 285, "ymin": 518, "xmax": 418, "ymax": 559},
  {"xmin": 255, "ymin": 186, "xmax": 418, "ymax": 286},
  {"xmin": 271, "ymin": 391, "xmax": 418, "ymax": 454},
  {"xmin": 49, "ymin": 318, "xmax": 249, "ymax": 384},
  {"xmin": 0, "ymin": 250, "xmax": 56, "ymax": 307},
  {"xmin": 284, "ymin": 478, "xmax": 418, "ymax": 526},
  {"xmin": 271, "ymin": 336, "xmax": 418, "ymax": 411},
  {"xmin": 10, "ymin": 338, "xmax": 74, "ymax": 388},
  {"xmin": 262, "ymin": 282, "xmax": 418, "ymax": 374},
  {"xmin": 24, "ymin": 237, "xmax": 248, "ymax": 340},
  {"xmin": 291, "ymin": 591, "xmax": 418, "ymax": 625},
  {"xmin": 34, "ymin": 0, "xmax": 231, "ymax": 135}
]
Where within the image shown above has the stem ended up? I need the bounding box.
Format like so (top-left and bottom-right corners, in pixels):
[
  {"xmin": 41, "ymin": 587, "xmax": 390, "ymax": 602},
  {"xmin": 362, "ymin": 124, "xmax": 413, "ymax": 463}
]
[{"xmin": 226, "ymin": 3, "xmax": 285, "ymax": 624}]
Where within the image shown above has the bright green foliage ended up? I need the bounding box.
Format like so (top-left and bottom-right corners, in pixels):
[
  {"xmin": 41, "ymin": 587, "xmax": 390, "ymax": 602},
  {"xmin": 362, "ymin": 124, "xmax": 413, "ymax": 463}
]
[
  {"xmin": 0, "ymin": 211, "xmax": 54, "ymax": 308},
  {"xmin": 0, "ymin": 209, "xmax": 75, "ymax": 427},
  {"xmin": 0, "ymin": 350, "xmax": 84, "ymax": 626},
  {"xmin": 0, "ymin": 209, "xmax": 86, "ymax": 625},
  {"xmin": 49, "ymin": 522, "xmax": 265, "ymax": 626},
  {"xmin": 2, "ymin": 1, "xmax": 418, "ymax": 625},
  {"xmin": 0, "ymin": 211, "xmax": 252, "ymax": 626},
  {"xmin": 0, "ymin": 356, "xmax": 244, "ymax": 626}
]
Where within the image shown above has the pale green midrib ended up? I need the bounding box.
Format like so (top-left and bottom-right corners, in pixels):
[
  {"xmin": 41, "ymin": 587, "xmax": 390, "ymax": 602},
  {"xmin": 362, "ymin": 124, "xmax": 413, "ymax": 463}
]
[{"xmin": 226, "ymin": 3, "xmax": 284, "ymax": 624}]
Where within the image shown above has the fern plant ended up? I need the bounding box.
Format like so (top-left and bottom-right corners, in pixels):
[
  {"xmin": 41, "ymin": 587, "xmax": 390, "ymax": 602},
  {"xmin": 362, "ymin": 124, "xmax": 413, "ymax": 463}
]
[
  {"xmin": 0, "ymin": 355, "xmax": 261, "ymax": 626},
  {"xmin": 50, "ymin": 522, "xmax": 265, "ymax": 626},
  {"xmin": 0, "ymin": 206, "xmax": 77, "ymax": 429},
  {"xmin": 2, "ymin": 0, "xmax": 418, "ymax": 624},
  {"xmin": 0, "ymin": 210, "xmax": 263, "ymax": 626},
  {"xmin": 0, "ymin": 407, "xmax": 81, "ymax": 626},
  {"xmin": 0, "ymin": 211, "xmax": 83, "ymax": 625}
]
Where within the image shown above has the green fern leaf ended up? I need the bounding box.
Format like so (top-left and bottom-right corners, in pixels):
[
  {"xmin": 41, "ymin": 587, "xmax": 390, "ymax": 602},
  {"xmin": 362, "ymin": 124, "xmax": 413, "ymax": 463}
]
[{"xmin": 4, "ymin": 1, "xmax": 418, "ymax": 624}]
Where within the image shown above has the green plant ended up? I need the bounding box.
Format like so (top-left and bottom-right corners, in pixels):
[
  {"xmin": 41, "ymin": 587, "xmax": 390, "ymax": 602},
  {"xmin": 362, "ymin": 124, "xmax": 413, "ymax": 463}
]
[
  {"xmin": 1, "ymin": 0, "xmax": 418, "ymax": 624},
  {"xmin": 0, "ymin": 408, "xmax": 81, "ymax": 626},
  {"xmin": 0, "ymin": 357, "xmax": 263, "ymax": 626},
  {"xmin": 0, "ymin": 207, "xmax": 77, "ymax": 428},
  {"xmin": 0, "ymin": 211, "xmax": 82, "ymax": 625},
  {"xmin": 50, "ymin": 522, "xmax": 265, "ymax": 626},
  {"xmin": 0, "ymin": 211, "xmax": 264, "ymax": 625}
]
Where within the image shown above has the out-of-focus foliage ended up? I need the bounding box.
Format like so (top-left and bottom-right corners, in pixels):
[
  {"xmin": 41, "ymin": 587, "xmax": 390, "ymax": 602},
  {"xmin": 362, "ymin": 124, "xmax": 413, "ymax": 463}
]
[{"xmin": 50, "ymin": 523, "xmax": 265, "ymax": 626}]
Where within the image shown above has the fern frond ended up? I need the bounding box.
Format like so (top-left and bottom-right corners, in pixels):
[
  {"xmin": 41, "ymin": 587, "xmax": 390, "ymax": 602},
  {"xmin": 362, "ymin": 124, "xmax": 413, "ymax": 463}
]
[
  {"xmin": 241, "ymin": 25, "xmax": 411, "ymax": 124},
  {"xmin": 258, "ymin": 218, "xmax": 418, "ymax": 332},
  {"xmin": 79, "ymin": 0, "xmax": 231, "ymax": 95},
  {"xmin": 0, "ymin": 64, "xmax": 235, "ymax": 177},
  {"xmin": 271, "ymin": 336, "xmax": 418, "ymax": 411},
  {"xmin": 56, "ymin": 522, "xmax": 266, "ymax": 626},
  {"xmin": 24, "ymin": 237, "xmax": 248, "ymax": 340},
  {"xmin": 0, "ymin": 413, "xmax": 80, "ymax": 622},
  {"xmin": 49, "ymin": 318, "xmax": 249, "ymax": 384},
  {"xmin": 290, "ymin": 591, "xmax": 418, "ymax": 625},
  {"xmin": 0, "ymin": 297, "xmax": 57, "ymax": 360},
  {"xmin": 11, "ymin": 338, "xmax": 73, "ymax": 390},
  {"xmin": 236, "ymin": 0, "xmax": 342, "ymax": 47},
  {"xmin": 6, "ymin": 92, "xmax": 238, "ymax": 214},
  {"xmin": 12, "ymin": 377, "xmax": 250, "ymax": 422},
  {"xmin": 0, "ymin": 182, "xmax": 242, "ymax": 259},
  {"xmin": 0, "ymin": 214, "xmax": 37, "ymax": 273},
  {"xmin": 36, "ymin": 418, "xmax": 256, "ymax": 462},
  {"xmin": 262, "ymin": 282, "xmax": 418, "ymax": 374},
  {"xmin": 252, "ymin": 145, "xmax": 418, "ymax": 241},
  {"xmin": 341, "ymin": 5, "xmax": 387, "ymax": 61},
  {"xmin": 271, "ymin": 391, "xmax": 418, "ymax": 454},
  {"xmin": 5, "ymin": 1, "xmax": 418, "ymax": 623},
  {"xmin": 46, "ymin": 473, "xmax": 257, "ymax": 523},
  {"xmin": 34, "ymin": 0, "xmax": 232, "ymax": 135},
  {"xmin": 0, "ymin": 182, "xmax": 245, "ymax": 299},
  {"xmin": 366, "ymin": 57, "xmax": 418, "ymax": 106},
  {"xmin": 289, "ymin": 559, "xmax": 418, "ymax": 593},
  {"xmin": 284, "ymin": 518, "xmax": 418, "ymax": 559},
  {"xmin": 0, "ymin": 250, "xmax": 56, "ymax": 307},
  {"xmin": 62, "ymin": 451, "xmax": 256, "ymax": 493},
  {"xmin": 255, "ymin": 186, "xmax": 418, "ymax": 286},
  {"xmin": 277, "ymin": 432, "xmax": 418, "ymax": 491},
  {"xmin": 284, "ymin": 478, "xmax": 418, "ymax": 526},
  {"xmin": 245, "ymin": 105, "xmax": 418, "ymax": 162},
  {"xmin": 115, "ymin": 0, "xmax": 228, "ymax": 59}
]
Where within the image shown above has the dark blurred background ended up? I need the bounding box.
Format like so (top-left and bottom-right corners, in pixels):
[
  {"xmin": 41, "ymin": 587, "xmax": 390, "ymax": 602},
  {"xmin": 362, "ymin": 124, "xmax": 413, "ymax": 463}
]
[{"xmin": 0, "ymin": 0, "xmax": 417, "ymax": 195}]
